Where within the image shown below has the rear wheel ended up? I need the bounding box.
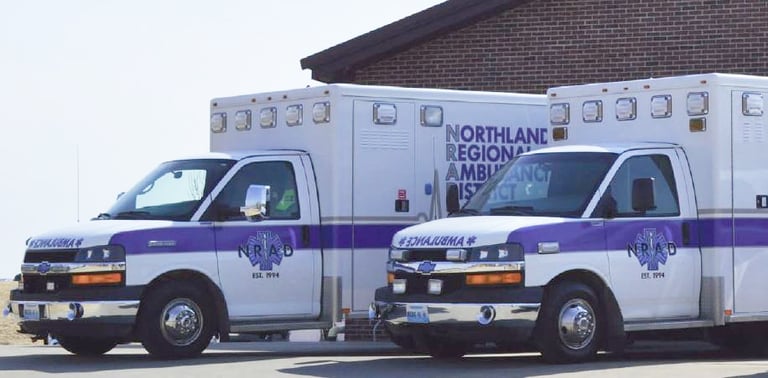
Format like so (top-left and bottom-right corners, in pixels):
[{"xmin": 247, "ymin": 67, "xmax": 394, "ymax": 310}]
[
  {"xmin": 536, "ymin": 282, "xmax": 601, "ymax": 364},
  {"xmin": 57, "ymin": 335, "xmax": 119, "ymax": 356},
  {"xmin": 138, "ymin": 282, "xmax": 215, "ymax": 359}
]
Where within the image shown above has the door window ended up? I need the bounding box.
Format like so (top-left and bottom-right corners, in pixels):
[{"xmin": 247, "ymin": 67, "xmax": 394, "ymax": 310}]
[
  {"xmin": 203, "ymin": 161, "xmax": 300, "ymax": 221},
  {"xmin": 606, "ymin": 154, "xmax": 680, "ymax": 217}
]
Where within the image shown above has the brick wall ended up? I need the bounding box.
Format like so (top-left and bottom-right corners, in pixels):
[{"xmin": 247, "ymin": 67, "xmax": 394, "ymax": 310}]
[
  {"xmin": 353, "ymin": 0, "xmax": 768, "ymax": 93},
  {"xmin": 343, "ymin": 317, "xmax": 390, "ymax": 341}
]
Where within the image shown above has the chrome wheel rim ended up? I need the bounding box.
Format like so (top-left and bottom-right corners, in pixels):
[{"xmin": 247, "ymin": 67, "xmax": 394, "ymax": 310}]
[
  {"xmin": 160, "ymin": 298, "xmax": 203, "ymax": 346},
  {"xmin": 557, "ymin": 298, "xmax": 596, "ymax": 350}
]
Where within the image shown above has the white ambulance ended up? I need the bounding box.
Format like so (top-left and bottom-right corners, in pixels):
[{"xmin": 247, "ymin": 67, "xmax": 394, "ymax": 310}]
[
  {"xmin": 4, "ymin": 84, "xmax": 546, "ymax": 358},
  {"xmin": 373, "ymin": 73, "xmax": 768, "ymax": 363}
]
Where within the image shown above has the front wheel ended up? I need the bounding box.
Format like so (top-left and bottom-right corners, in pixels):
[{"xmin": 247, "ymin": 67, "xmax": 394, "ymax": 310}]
[
  {"xmin": 137, "ymin": 282, "xmax": 215, "ymax": 359},
  {"xmin": 536, "ymin": 282, "xmax": 601, "ymax": 364},
  {"xmin": 57, "ymin": 335, "xmax": 119, "ymax": 356}
]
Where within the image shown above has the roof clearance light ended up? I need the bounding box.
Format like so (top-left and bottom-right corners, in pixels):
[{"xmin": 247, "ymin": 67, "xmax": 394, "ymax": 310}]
[
  {"xmin": 312, "ymin": 102, "xmax": 330, "ymax": 124},
  {"xmin": 552, "ymin": 126, "xmax": 568, "ymax": 141},
  {"xmin": 234, "ymin": 110, "xmax": 251, "ymax": 131},
  {"xmin": 742, "ymin": 92, "xmax": 764, "ymax": 116},
  {"xmin": 420, "ymin": 105, "xmax": 443, "ymax": 127},
  {"xmin": 582, "ymin": 100, "xmax": 603, "ymax": 123},
  {"xmin": 374, "ymin": 103, "xmax": 397, "ymax": 125},
  {"xmin": 687, "ymin": 92, "xmax": 709, "ymax": 116},
  {"xmin": 616, "ymin": 97, "xmax": 637, "ymax": 121},
  {"xmin": 549, "ymin": 103, "xmax": 570, "ymax": 125},
  {"xmin": 260, "ymin": 107, "xmax": 276, "ymax": 128},
  {"xmin": 651, "ymin": 95, "xmax": 672, "ymax": 118},
  {"xmin": 210, "ymin": 112, "xmax": 226, "ymax": 133},
  {"xmin": 286, "ymin": 104, "xmax": 303, "ymax": 126}
]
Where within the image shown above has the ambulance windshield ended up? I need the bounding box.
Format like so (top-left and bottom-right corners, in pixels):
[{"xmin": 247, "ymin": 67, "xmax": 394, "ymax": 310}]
[
  {"xmin": 462, "ymin": 152, "xmax": 617, "ymax": 218},
  {"xmin": 99, "ymin": 159, "xmax": 235, "ymax": 221}
]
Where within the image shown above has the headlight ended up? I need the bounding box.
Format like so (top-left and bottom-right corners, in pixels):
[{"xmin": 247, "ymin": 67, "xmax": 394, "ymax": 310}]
[
  {"xmin": 469, "ymin": 243, "xmax": 524, "ymax": 262},
  {"xmin": 74, "ymin": 245, "xmax": 126, "ymax": 262},
  {"xmin": 389, "ymin": 248, "xmax": 410, "ymax": 262}
]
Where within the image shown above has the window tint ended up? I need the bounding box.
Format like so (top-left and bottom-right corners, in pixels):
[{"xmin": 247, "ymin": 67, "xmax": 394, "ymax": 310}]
[
  {"xmin": 608, "ymin": 155, "xmax": 680, "ymax": 217},
  {"xmin": 203, "ymin": 161, "xmax": 300, "ymax": 221}
]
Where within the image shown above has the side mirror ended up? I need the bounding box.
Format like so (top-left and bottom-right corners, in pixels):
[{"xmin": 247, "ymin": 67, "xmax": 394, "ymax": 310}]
[
  {"xmin": 446, "ymin": 183, "xmax": 460, "ymax": 214},
  {"xmin": 632, "ymin": 178, "xmax": 656, "ymax": 212},
  {"xmin": 241, "ymin": 185, "xmax": 271, "ymax": 221}
]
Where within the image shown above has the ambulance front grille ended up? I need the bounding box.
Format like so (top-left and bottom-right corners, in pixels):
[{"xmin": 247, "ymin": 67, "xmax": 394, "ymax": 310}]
[{"xmin": 23, "ymin": 249, "xmax": 78, "ymax": 263}]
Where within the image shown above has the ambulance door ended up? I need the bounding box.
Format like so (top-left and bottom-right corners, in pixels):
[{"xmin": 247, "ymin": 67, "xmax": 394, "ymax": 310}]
[
  {"xmin": 602, "ymin": 149, "xmax": 700, "ymax": 320},
  {"xmin": 351, "ymin": 100, "xmax": 416, "ymax": 312},
  {"xmin": 201, "ymin": 155, "xmax": 321, "ymax": 319},
  {"xmin": 731, "ymin": 90, "xmax": 768, "ymax": 313}
]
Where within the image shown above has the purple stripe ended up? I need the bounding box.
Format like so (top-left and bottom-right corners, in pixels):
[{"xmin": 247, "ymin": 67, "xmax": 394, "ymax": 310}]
[
  {"xmin": 509, "ymin": 220, "xmax": 692, "ymax": 254},
  {"xmin": 110, "ymin": 223, "xmax": 412, "ymax": 254},
  {"xmin": 110, "ymin": 227, "xmax": 216, "ymax": 254}
]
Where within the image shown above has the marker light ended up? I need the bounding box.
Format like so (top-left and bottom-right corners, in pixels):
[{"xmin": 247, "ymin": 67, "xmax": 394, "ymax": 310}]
[
  {"xmin": 742, "ymin": 92, "xmax": 764, "ymax": 116},
  {"xmin": 260, "ymin": 107, "xmax": 276, "ymax": 128},
  {"xmin": 373, "ymin": 103, "xmax": 397, "ymax": 125},
  {"xmin": 420, "ymin": 105, "xmax": 443, "ymax": 127},
  {"xmin": 286, "ymin": 104, "xmax": 303, "ymax": 126},
  {"xmin": 72, "ymin": 273, "xmax": 123, "ymax": 286},
  {"xmin": 392, "ymin": 279, "xmax": 406, "ymax": 294},
  {"xmin": 538, "ymin": 241, "xmax": 560, "ymax": 254},
  {"xmin": 651, "ymin": 95, "xmax": 672, "ymax": 118},
  {"xmin": 689, "ymin": 118, "xmax": 707, "ymax": 132},
  {"xmin": 687, "ymin": 92, "xmax": 709, "ymax": 116},
  {"xmin": 550, "ymin": 103, "xmax": 570, "ymax": 125},
  {"xmin": 582, "ymin": 101, "xmax": 603, "ymax": 123},
  {"xmin": 427, "ymin": 279, "xmax": 443, "ymax": 295},
  {"xmin": 445, "ymin": 249, "xmax": 467, "ymax": 261},
  {"xmin": 387, "ymin": 272, "xmax": 395, "ymax": 284},
  {"xmin": 312, "ymin": 102, "xmax": 330, "ymax": 123},
  {"xmin": 210, "ymin": 113, "xmax": 226, "ymax": 133},
  {"xmin": 552, "ymin": 126, "xmax": 568, "ymax": 141},
  {"xmin": 616, "ymin": 97, "xmax": 637, "ymax": 121},
  {"xmin": 234, "ymin": 110, "xmax": 252, "ymax": 131},
  {"xmin": 466, "ymin": 272, "xmax": 521, "ymax": 286}
]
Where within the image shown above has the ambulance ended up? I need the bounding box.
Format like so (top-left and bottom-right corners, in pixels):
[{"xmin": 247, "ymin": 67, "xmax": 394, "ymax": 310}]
[
  {"xmin": 372, "ymin": 73, "xmax": 768, "ymax": 363},
  {"xmin": 3, "ymin": 84, "xmax": 547, "ymax": 358}
]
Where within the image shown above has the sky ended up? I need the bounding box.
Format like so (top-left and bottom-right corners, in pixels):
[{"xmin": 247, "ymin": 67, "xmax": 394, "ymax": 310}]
[{"xmin": 0, "ymin": 0, "xmax": 445, "ymax": 279}]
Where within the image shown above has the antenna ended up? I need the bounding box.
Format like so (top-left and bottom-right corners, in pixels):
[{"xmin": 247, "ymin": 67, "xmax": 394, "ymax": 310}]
[{"xmin": 76, "ymin": 144, "xmax": 80, "ymax": 223}]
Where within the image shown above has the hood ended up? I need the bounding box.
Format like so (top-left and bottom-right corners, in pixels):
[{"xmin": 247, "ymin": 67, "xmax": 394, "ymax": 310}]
[
  {"xmin": 26, "ymin": 220, "xmax": 176, "ymax": 250},
  {"xmin": 392, "ymin": 216, "xmax": 570, "ymax": 249}
]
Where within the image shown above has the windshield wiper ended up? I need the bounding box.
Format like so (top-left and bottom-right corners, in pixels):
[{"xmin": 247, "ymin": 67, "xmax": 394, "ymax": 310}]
[
  {"xmin": 490, "ymin": 205, "xmax": 534, "ymax": 215},
  {"xmin": 114, "ymin": 211, "xmax": 152, "ymax": 220},
  {"xmin": 93, "ymin": 213, "xmax": 112, "ymax": 220},
  {"xmin": 450, "ymin": 208, "xmax": 480, "ymax": 217}
]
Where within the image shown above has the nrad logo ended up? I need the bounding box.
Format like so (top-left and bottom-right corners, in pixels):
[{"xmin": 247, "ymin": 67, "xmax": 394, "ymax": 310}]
[
  {"xmin": 237, "ymin": 231, "xmax": 294, "ymax": 271},
  {"xmin": 626, "ymin": 228, "xmax": 677, "ymax": 271}
]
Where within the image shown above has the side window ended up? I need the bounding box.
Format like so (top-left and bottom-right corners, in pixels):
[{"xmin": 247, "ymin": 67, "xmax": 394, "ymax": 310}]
[
  {"xmin": 608, "ymin": 155, "xmax": 680, "ymax": 217},
  {"xmin": 202, "ymin": 161, "xmax": 300, "ymax": 221}
]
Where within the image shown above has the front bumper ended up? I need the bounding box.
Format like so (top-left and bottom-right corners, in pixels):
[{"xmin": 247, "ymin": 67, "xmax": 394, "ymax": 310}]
[
  {"xmin": 372, "ymin": 285, "xmax": 542, "ymax": 344},
  {"xmin": 6, "ymin": 286, "xmax": 143, "ymax": 338}
]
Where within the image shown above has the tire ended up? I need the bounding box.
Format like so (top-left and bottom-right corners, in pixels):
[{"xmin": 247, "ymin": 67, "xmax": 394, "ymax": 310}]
[
  {"xmin": 57, "ymin": 335, "xmax": 118, "ymax": 356},
  {"xmin": 137, "ymin": 282, "xmax": 215, "ymax": 359},
  {"xmin": 536, "ymin": 282, "xmax": 601, "ymax": 364}
]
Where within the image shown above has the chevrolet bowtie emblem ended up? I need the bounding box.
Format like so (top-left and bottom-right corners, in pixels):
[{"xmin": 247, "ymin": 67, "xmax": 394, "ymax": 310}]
[{"xmin": 417, "ymin": 261, "xmax": 436, "ymax": 274}]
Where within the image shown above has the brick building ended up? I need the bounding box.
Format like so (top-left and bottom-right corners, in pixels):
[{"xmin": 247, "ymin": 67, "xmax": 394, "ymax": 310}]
[
  {"xmin": 302, "ymin": 0, "xmax": 768, "ymax": 341},
  {"xmin": 302, "ymin": 0, "xmax": 768, "ymax": 94}
]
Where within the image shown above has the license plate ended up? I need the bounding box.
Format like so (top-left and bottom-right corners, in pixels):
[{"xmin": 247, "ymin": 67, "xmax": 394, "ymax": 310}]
[
  {"xmin": 406, "ymin": 304, "xmax": 429, "ymax": 324},
  {"xmin": 22, "ymin": 305, "xmax": 40, "ymax": 321}
]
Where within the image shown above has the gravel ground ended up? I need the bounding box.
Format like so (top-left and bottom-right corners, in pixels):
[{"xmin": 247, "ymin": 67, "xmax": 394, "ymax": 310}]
[{"xmin": 0, "ymin": 281, "xmax": 34, "ymax": 345}]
